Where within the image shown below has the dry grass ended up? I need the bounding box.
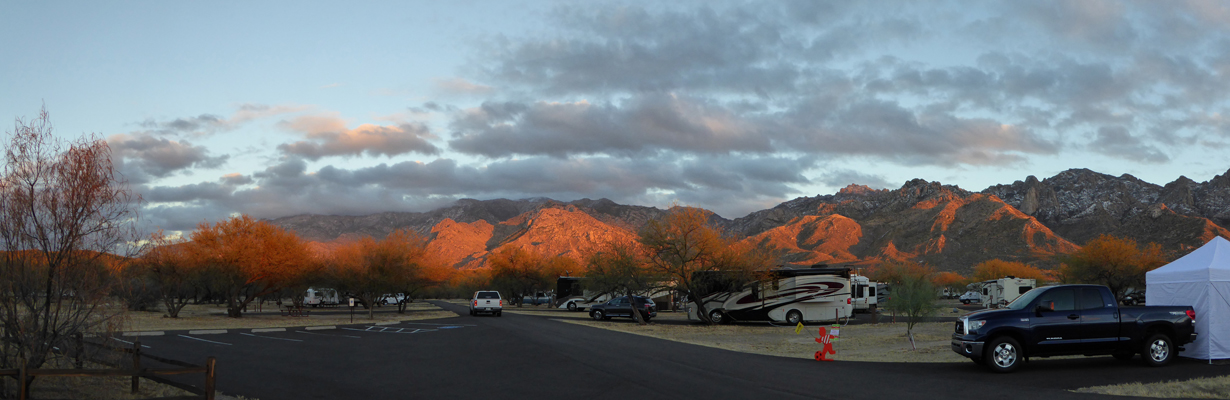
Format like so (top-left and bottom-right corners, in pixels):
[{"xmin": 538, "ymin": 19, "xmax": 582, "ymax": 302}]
[
  {"xmin": 8, "ymin": 359, "xmax": 194, "ymax": 400},
  {"xmin": 559, "ymin": 311, "xmax": 968, "ymax": 363},
  {"xmin": 1074, "ymin": 375, "xmax": 1230, "ymax": 399},
  {"xmin": 121, "ymin": 302, "xmax": 455, "ymax": 332}
]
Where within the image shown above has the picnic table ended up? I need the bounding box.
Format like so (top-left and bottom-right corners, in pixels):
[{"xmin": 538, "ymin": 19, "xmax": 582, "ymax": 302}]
[{"xmin": 281, "ymin": 305, "xmax": 310, "ymax": 317}]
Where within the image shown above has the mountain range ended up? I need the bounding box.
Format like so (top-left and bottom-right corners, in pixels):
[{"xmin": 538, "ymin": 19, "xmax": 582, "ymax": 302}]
[{"xmin": 270, "ymin": 168, "xmax": 1230, "ymax": 274}]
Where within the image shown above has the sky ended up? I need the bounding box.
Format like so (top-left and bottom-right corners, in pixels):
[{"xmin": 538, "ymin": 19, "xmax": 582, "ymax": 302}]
[{"xmin": 4, "ymin": 1, "xmax": 1230, "ymax": 232}]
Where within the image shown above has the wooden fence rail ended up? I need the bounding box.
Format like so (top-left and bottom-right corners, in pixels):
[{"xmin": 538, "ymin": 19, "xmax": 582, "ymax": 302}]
[{"xmin": 0, "ymin": 338, "xmax": 216, "ymax": 400}]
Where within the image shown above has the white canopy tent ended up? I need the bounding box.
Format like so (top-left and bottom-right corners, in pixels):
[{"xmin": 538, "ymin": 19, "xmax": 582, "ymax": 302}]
[{"xmin": 1146, "ymin": 236, "xmax": 1230, "ymax": 361}]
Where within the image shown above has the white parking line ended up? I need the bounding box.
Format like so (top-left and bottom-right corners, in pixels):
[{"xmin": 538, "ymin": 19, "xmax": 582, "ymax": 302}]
[
  {"xmin": 295, "ymin": 331, "xmax": 361, "ymax": 339},
  {"xmin": 341, "ymin": 327, "xmax": 437, "ymax": 334},
  {"xmin": 239, "ymin": 333, "xmax": 303, "ymax": 342},
  {"xmin": 178, "ymin": 335, "xmax": 232, "ymax": 346},
  {"xmin": 111, "ymin": 337, "xmax": 152, "ymax": 348}
]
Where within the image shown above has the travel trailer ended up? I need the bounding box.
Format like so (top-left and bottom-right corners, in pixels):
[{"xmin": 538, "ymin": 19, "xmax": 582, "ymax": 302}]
[
  {"xmin": 555, "ymin": 277, "xmax": 612, "ymax": 311},
  {"xmin": 688, "ymin": 266, "xmax": 854, "ymax": 324},
  {"xmin": 979, "ymin": 277, "xmax": 1036, "ymax": 308},
  {"xmin": 850, "ymin": 274, "xmax": 881, "ymax": 313},
  {"xmin": 304, "ymin": 287, "xmax": 340, "ymax": 307}
]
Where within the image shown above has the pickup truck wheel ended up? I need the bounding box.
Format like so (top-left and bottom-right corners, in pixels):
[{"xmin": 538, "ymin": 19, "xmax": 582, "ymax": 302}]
[
  {"xmin": 567, "ymin": 302, "xmax": 578, "ymax": 311},
  {"xmin": 591, "ymin": 310, "xmax": 605, "ymax": 321},
  {"xmin": 785, "ymin": 310, "xmax": 803, "ymax": 325},
  {"xmin": 1142, "ymin": 334, "xmax": 1174, "ymax": 367},
  {"xmin": 985, "ymin": 337, "xmax": 1022, "ymax": 373}
]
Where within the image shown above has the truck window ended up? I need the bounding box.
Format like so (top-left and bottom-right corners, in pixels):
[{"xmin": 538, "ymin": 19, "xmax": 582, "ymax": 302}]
[
  {"xmin": 477, "ymin": 292, "xmax": 500, "ymax": 299},
  {"xmin": 1079, "ymin": 287, "xmax": 1110, "ymax": 310},
  {"xmin": 1036, "ymin": 288, "xmax": 1075, "ymax": 312}
]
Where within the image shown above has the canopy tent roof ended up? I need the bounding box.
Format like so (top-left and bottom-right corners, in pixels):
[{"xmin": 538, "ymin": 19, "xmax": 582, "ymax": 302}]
[{"xmin": 1147, "ymin": 236, "xmax": 1230, "ymax": 360}]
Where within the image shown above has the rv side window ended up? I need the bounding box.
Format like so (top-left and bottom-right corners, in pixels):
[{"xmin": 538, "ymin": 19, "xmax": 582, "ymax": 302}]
[
  {"xmin": 868, "ymin": 287, "xmax": 876, "ymax": 297},
  {"xmin": 750, "ymin": 285, "xmax": 760, "ymax": 301},
  {"xmin": 982, "ymin": 288, "xmax": 988, "ymax": 295},
  {"xmin": 1018, "ymin": 286, "xmax": 1032, "ymax": 295}
]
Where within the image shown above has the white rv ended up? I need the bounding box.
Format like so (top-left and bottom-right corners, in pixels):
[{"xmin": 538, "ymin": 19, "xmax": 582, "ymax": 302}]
[
  {"xmin": 979, "ymin": 277, "xmax": 1035, "ymax": 308},
  {"xmin": 688, "ymin": 267, "xmax": 854, "ymax": 324},
  {"xmin": 850, "ymin": 274, "xmax": 881, "ymax": 313},
  {"xmin": 304, "ymin": 287, "xmax": 339, "ymax": 307}
]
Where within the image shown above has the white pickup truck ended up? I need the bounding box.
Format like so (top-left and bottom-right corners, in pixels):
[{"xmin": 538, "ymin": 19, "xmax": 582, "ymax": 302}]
[{"xmin": 470, "ymin": 291, "xmax": 503, "ymax": 317}]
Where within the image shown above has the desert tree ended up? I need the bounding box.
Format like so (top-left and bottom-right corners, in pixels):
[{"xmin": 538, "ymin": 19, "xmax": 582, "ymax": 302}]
[
  {"xmin": 1059, "ymin": 235, "xmax": 1167, "ymax": 297},
  {"xmin": 971, "ymin": 259, "xmax": 1055, "ymax": 283},
  {"xmin": 379, "ymin": 230, "xmax": 453, "ymax": 313},
  {"xmin": 488, "ymin": 247, "xmax": 551, "ymax": 307},
  {"xmin": 185, "ymin": 215, "xmax": 310, "ymax": 318},
  {"xmin": 638, "ymin": 206, "xmax": 776, "ymax": 324},
  {"xmin": 585, "ymin": 242, "xmax": 660, "ymax": 325},
  {"xmin": 326, "ymin": 230, "xmax": 441, "ymax": 318},
  {"xmin": 0, "ymin": 108, "xmax": 141, "ymax": 387},
  {"xmin": 875, "ymin": 261, "xmax": 940, "ymax": 349},
  {"xmin": 139, "ymin": 231, "xmax": 205, "ymax": 318}
]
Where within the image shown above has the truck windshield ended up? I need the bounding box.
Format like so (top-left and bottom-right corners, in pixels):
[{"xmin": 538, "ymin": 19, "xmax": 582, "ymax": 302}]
[{"xmin": 1005, "ymin": 287, "xmax": 1046, "ymax": 310}]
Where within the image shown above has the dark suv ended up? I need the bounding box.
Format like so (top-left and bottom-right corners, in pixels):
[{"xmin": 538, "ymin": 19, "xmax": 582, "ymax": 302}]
[{"xmin": 589, "ymin": 296, "xmax": 657, "ymax": 322}]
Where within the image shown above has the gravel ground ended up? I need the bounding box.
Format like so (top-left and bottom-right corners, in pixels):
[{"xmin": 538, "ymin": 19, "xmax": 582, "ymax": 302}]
[{"xmin": 122, "ymin": 302, "xmax": 454, "ymax": 332}]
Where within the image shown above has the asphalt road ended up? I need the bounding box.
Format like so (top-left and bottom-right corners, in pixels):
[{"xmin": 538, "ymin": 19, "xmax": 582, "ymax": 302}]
[{"xmin": 129, "ymin": 301, "xmax": 1228, "ymax": 400}]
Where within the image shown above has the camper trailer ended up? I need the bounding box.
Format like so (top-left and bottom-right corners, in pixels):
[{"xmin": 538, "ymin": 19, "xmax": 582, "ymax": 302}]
[
  {"xmin": 979, "ymin": 277, "xmax": 1035, "ymax": 308},
  {"xmin": 850, "ymin": 274, "xmax": 880, "ymax": 313},
  {"xmin": 555, "ymin": 277, "xmax": 612, "ymax": 312},
  {"xmin": 688, "ymin": 267, "xmax": 854, "ymax": 324},
  {"xmin": 304, "ymin": 287, "xmax": 340, "ymax": 307}
]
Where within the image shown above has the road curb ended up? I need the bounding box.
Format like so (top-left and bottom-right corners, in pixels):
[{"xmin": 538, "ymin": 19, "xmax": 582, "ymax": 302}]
[
  {"xmin": 122, "ymin": 331, "xmax": 165, "ymax": 336},
  {"xmin": 304, "ymin": 326, "xmax": 336, "ymax": 330},
  {"xmin": 374, "ymin": 321, "xmax": 400, "ymax": 326},
  {"xmin": 188, "ymin": 329, "xmax": 227, "ymax": 335},
  {"xmin": 252, "ymin": 328, "xmax": 286, "ymax": 333}
]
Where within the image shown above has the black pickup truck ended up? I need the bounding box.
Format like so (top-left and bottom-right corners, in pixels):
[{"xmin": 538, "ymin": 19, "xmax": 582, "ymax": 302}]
[{"xmin": 952, "ymin": 284, "xmax": 1197, "ymax": 373}]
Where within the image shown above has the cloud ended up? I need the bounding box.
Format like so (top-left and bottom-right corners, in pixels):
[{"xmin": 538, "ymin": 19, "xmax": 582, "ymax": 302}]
[
  {"xmin": 817, "ymin": 169, "xmax": 892, "ymax": 189},
  {"xmin": 1088, "ymin": 126, "xmax": 1169, "ymax": 163},
  {"xmin": 277, "ymin": 114, "xmax": 440, "ymax": 159},
  {"xmin": 135, "ymin": 104, "xmax": 310, "ymax": 137},
  {"xmin": 433, "ymin": 78, "xmax": 494, "ymax": 95},
  {"xmin": 108, "ymin": 133, "xmax": 229, "ymax": 184}
]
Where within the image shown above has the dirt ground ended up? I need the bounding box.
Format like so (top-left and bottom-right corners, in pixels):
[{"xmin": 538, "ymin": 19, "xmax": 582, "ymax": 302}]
[{"xmin": 122, "ymin": 301, "xmax": 455, "ymax": 332}]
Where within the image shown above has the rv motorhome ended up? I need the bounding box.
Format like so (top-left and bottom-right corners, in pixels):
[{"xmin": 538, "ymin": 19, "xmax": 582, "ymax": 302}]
[
  {"xmin": 979, "ymin": 277, "xmax": 1036, "ymax": 308},
  {"xmin": 850, "ymin": 274, "xmax": 880, "ymax": 313},
  {"xmin": 688, "ymin": 267, "xmax": 854, "ymax": 324},
  {"xmin": 555, "ymin": 277, "xmax": 612, "ymax": 311}
]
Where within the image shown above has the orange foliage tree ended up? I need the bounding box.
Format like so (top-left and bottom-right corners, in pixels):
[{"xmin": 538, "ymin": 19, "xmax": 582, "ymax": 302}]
[
  {"xmin": 639, "ymin": 206, "xmax": 777, "ymax": 324},
  {"xmin": 1, "ymin": 107, "xmax": 141, "ymax": 375},
  {"xmin": 972, "ymin": 259, "xmax": 1055, "ymax": 283},
  {"xmin": 186, "ymin": 215, "xmax": 311, "ymax": 318},
  {"xmin": 326, "ymin": 230, "xmax": 447, "ymax": 317},
  {"xmin": 487, "ymin": 247, "xmax": 569, "ymax": 307},
  {"xmin": 932, "ymin": 271, "xmax": 968, "ymax": 289},
  {"xmin": 1060, "ymin": 235, "xmax": 1168, "ymax": 297},
  {"xmin": 140, "ymin": 231, "xmax": 202, "ymax": 318}
]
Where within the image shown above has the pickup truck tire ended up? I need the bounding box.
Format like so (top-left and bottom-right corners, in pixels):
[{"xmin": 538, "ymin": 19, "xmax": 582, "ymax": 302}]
[
  {"xmin": 985, "ymin": 336, "xmax": 1023, "ymax": 373},
  {"xmin": 496, "ymin": 311, "xmax": 502, "ymax": 317},
  {"xmin": 1142, "ymin": 334, "xmax": 1174, "ymax": 367},
  {"xmin": 591, "ymin": 310, "xmax": 606, "ymax": 321},
  {"xmin": 786, "ymin": 310, "xmax": 803, "ymax": 325},
  {"xmin": 567, "ymin": 302, "xmax": 578, "ymax": 311}
]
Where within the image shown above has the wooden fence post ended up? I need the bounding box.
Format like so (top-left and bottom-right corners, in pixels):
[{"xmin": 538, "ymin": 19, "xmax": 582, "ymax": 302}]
[
  {"xmin": 205, "ymin": 356, "xmax": 217, "ymax": 400},
  {"xmin": 18, "ymin": 357, "xmax": 28, "ymax": 400},
  {"xmin": 131, "ymin": 339, "xmax": 141, "ymax": 394},
  {"xmin": 74, "ymin": 332, "xmax": 84, "ymax": 369}
]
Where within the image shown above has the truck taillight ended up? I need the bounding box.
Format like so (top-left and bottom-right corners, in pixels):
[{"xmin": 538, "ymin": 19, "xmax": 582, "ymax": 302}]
[
  {"xmin": 473, "ymin": 300, "xmax": 477, "ymax": 307},
  {"xmin": 499, "ymin": 300, "xmax": 503, "ymax": 307},
  {"xmin": 1186, "ymin": 309, "xmax": 1196, "ymax": 322}
]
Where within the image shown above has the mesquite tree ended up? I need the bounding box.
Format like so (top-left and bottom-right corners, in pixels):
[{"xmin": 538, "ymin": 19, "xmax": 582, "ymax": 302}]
[{"xmin": 0, "ymin": 108, "xmax": 140, "ymax": 388}]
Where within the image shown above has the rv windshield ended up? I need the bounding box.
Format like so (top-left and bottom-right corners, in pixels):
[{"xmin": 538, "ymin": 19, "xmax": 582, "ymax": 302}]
[{"xmin": 1005, "ymin": 287, "xmax": 1045, "ymax": 310}]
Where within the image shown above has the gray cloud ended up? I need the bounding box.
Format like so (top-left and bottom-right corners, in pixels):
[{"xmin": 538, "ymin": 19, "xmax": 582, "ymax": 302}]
[
  {"xmin": 108, "ymin": 133, "xmax": 229, "ymax": 184},
  {"xmin": 277, "ymin": 115, "xmax": 440, "ymax": 160},
  {"xmin": 1088, "ymin": 126, "xmax": 1169, "ymax": 163},
  {"xmin": 818, "ymin": 169, "xmax": 892, "ymax": 189}
]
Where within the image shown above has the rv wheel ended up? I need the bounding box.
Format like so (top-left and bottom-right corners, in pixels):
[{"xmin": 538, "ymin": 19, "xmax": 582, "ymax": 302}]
[
  {"xmin": 708, "ymin": 309, "xmax": 726, "ymax": 324},
  {"xmin": 785, "ymin": 310, "xmax": 803, "ymax": 325},
  {"xmin": 567, "ymin": 302, "xmax": 578, "ymax": 311}
]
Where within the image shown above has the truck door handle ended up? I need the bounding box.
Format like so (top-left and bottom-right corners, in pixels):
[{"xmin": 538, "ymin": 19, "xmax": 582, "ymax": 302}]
[{"xmin": 1068, "ymin": 314, "xmax": 1079, "ymax": 320}]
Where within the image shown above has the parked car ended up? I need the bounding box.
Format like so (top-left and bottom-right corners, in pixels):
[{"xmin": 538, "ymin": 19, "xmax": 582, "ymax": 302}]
[
  {"xmin": 1121, "ymin": 290, "xmax": 1147, "ymax": 306},
  {"xmin": 589, "ymin": 296, "xmax": 657, "ymax": 322},
  {"xmin": 951, "ymin": 284, "xmax": 1196, "ymax": 373},
  {"xmin": 380, "ymin": 293, "xmax": 406, "ymax": 306},
  {"xmin": 959, "ymin": 291, "xmax": 981, "ymax": 305},
  {"xmin": 470, "ymin": 291, "xmax": 503, "ymax": 317}
]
